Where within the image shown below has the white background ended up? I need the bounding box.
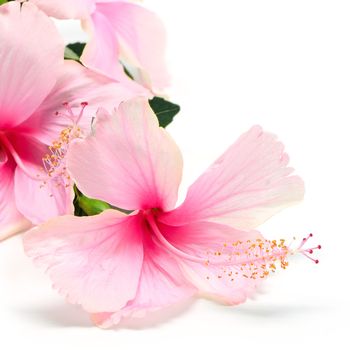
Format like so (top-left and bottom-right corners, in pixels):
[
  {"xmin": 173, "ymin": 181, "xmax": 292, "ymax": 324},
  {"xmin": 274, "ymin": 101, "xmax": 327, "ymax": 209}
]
[{"xmin": 1, "ymin": 0, "xmax": 349, "ymax": 349}]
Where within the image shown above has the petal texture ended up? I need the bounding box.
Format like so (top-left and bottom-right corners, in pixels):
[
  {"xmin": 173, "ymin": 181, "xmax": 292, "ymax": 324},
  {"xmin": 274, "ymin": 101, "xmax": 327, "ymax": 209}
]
[
  {"xmin": 23, "ymin": 210, "xmax": 144, "ymax": 313},
  {"xmin": 0, "ymin": 2, "xmax": 64, "ymax": 129},
  {"xmin": 160, "ymin": 126, "xmax": 304, "ymax": 230},
  {"xmin": 68, "ymin": 98, "xmax": 183, "ymax": 211}
]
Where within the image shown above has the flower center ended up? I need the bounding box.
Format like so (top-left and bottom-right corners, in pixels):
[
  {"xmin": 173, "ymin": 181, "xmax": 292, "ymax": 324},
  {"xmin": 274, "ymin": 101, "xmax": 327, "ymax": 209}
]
[
  {"xmin": 0, "ymin": 131, "xmax": 38, "ymax": 179},
  {"xmin": 0, "ymin": 136, "xmax": 7, "ymax": 163}
]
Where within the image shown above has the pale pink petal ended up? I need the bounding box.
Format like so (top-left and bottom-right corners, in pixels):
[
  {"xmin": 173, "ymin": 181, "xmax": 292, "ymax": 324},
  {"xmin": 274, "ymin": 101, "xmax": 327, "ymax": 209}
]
[
  {"xmin": 90, "ymin": 2, "xmax": 170, "ymax": 90},
  {"xmin": 0, "ymin": 156, "xmax": 31, "ymax": 241},
  {"xmin": 28, "ymin": 0, "xmax": 95, "ymax": 19},
  {"xmin": 23, "ymin": 210, "xmax": 144, "ymax": 313},
  {"xmin": 67, "ymin": 98, "xmax": 183, "ymax": 211},
  {"xmin": 15, "ymin": 168, "xmax": 73, "ymax": 225},
  {"xmin": 0, "ymin": 2, "xmax": 64, "ymax": 129},
  {"xmin": 81, "ymin": 10, "xmax": 130, "ymax": 84},
  {"xmin": 160, "ymin": 126, "xmax": 304, "ymax": 230},
  {"xmin": 91, "ymin": 233, "xmax": 195, "ymax": 328},
  {"xmin": 19, "ymin": 60, "xmax": 148, "ymax": 145},
  {"xmin": 159, "ymin": 221, "xmax": 264, "ymax": 305}
]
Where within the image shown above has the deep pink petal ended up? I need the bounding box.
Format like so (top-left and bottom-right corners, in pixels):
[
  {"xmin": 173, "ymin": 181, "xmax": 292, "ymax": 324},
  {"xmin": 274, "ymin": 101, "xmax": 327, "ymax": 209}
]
[
  {"xmin": 67, "ymin": 98, "xmax": 183, "ymax": 211},
  {"xmin": 19, "ymin": 60, "xmax": 148, "ymax": 145},
  {"xmin": 0, "ymin": 2, "xmax": 64, "ymax": 129},
  {"xmin": 89, "ymin": 2, "xmax": 170, "ymax": 90},
  {"xmin": 160, "ymin": 126, "xmax": 304, "ymax": 230},
  {"xmin": 0, "ymin": 156, "xmax": 31, "ymax": 241},
  {"xmin": 91, "ymin": 233, "xmax": 196, "ymax": 328},
  {"xmin": 159, "ymin": 221, "xmax": 264, "ymax": 305},
  {"xmin": 23, "ymin": 210, "xmax": 144, "ymax": 313},
  {"xmin": 29, "ymin": 0, "xmax": 95, "ymax": 19},
  {"xmin": 6, "ymin": 131, "xmax": 48, "ymax": 170}
]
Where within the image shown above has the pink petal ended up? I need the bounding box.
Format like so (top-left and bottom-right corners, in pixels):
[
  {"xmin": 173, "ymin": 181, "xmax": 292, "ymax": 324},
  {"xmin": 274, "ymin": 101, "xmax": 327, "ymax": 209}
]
[
  {"xmin": 91, "ymin": 232, "xmax": 196, "ymax": 328},
  {"xmin": 29, "ymin": 0, "xmax": 95, "ymax": 19},
  {"xmin": 81, "ymin": 10, "xmax": 130, "ymax": 84},
  {"xmin": 67, "ymin": 98, "xmax": 183, "ymax": 212},
  {"xmin": 23, "ymin": 210, "xmax": 144, "ymax": 313},
  {"xmin": 4, "ymin": 133, "xmax": 73, "ymax": 224},
  {"xmin": 19, "ymin": 60, "xmax": 148, "ymax": 145},
  {"xmin": 0, "ymin": 155, "xmax": 31, "ymax": 241},
  {"xmin": 160, "ymin": 126, "xmax": 305, "ymax": 230},
  {"xmin": 159, "ymin": 221, "xmax": 264, "ymax": 305},
  {"xmin": 0, "ymin": 2, "xmax": 64, "ymax": 129},
  {"xmin": 14, "ymin": 168, "xmax": 73, "ymax": 225},
  {"xmin": 86, "ymin": 2, "xmax": 170, "ymax": 91}
]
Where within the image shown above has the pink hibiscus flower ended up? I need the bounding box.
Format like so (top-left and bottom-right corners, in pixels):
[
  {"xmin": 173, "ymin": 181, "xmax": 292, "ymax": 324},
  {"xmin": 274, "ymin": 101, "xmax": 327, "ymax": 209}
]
[
  {"xmin": 0, "ymin": 2, "xmax": 146, "ymax": 241},
  {"xmin": 24, "ymin": 98, "xmax": 317, "ymax": 328},
  {"xmin": 29, "ymin": 0, "xmax": 170, "ymax": 92}
]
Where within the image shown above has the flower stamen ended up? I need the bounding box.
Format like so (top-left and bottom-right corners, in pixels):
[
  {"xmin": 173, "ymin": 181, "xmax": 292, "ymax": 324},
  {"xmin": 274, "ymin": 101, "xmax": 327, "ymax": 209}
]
[
  {"xmin": 146, "ymin": 213, "xmax": 320, "ymax": 284},
  {"xmin": 41, "ymin": 102, "xmax": 88, "ymax": 188}
]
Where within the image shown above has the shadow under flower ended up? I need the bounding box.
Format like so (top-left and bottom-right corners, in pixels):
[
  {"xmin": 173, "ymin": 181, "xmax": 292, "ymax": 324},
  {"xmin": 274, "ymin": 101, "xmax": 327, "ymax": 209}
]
[
  {"xmin": 227, "ymin": 302, "xmax": 328, "ymax": 319},
  {"xmin": 14, "ymin": 298, "xmax": 197, "ymax": 330},
  {"xmin": 14, "ymin": 303, "xmax": 92, "ymax": 329}
]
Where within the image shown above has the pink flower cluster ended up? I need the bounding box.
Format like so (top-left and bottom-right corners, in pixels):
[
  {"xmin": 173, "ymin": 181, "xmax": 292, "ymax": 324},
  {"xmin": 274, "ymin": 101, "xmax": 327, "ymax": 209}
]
[{"xmin": 0, "ymin": 0, "xmax": 319, "ymax": 328}]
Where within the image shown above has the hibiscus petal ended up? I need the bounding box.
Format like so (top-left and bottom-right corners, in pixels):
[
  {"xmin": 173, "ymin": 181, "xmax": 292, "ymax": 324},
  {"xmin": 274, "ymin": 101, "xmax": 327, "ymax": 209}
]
[
  {"xmin": 0, "ymin": 156, "xmax": 31, "ymax": 241},
  {"xmin": 159, "ymin": 221, "xmax": 264, "ymax": 305},
  {"xmin": 15, "ymin": 168, "xmax": 73, "ymax": 225},
  {"xmin": 160, "ymin": 126, "xmax": 304, "ymax": 230},
  {"xmin": 67, "ymin": 98, "xmax": 183, "ymax": 211},
  {"xmin": 90, "ymin": 2, "xmax": 170, "ymax": 90},
  {"xmin": 23, "ymin": 210, "xmax": 144, "ymax": 313},
  {"xmin": 81, "ymin": 10, "xmax": 130, "ymax": 84},
  {"xmin": 19, "ymin": 60, "xmax": 148, "ymax": 145},
  {"xmin": 3, "ymin": 133, "xmax": 73, "ymax": 224},
  {"xmin": 29, "ymin": 0, "xmax": 95, "ymax": 19},
  {"xmin": 91, "ymin": 233, "xmax": 195, "ymax": 328},
  {"xmin": 0, "ymin": 2, "xmax": 64, "ymax": 129}
]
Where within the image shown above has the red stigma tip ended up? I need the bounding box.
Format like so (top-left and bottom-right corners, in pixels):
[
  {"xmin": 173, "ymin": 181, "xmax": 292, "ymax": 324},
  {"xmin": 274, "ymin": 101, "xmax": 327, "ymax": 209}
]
[
  {"xmin": 81, "ymin": 102, "xmax": 88, "ymax": 107},
  {"xmin": 62, "ymin": 102, "xmax": 69, "ymax": 107},
  {"xmin": 298, "ymin": 234, "xmax": 321, "ymax": 264}
]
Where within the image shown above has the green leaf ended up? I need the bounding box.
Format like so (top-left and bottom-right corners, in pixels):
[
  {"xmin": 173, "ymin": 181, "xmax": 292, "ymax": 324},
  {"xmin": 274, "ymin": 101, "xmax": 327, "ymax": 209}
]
[
  {"xmin": 73, "ymin": 186, "xmax": 132, "ymax": 216},
  {"xmin": 123, "ymin": 65, "xmax": 134, "ymax": 80},
  {"xmin": 64, "ymin": 47, "xmax": 80, "ymax": 61},
  {"xmin": 149, "ymin": 97, "xmax": 180, "ymax": 128},
  {"xmin": 0, "ymin": 0, "xmax": 8, "ymax": 5},
  {"xmin": 73, "ymin": 185, "xmax": 111, "ymax": 216},
  {"xmin": 77, "ymin": 195, "xmax": 112, "ymax": 216},
  {"xmin": 65, "ymin": 42, "xmax": 86, "ymax": 61}
]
